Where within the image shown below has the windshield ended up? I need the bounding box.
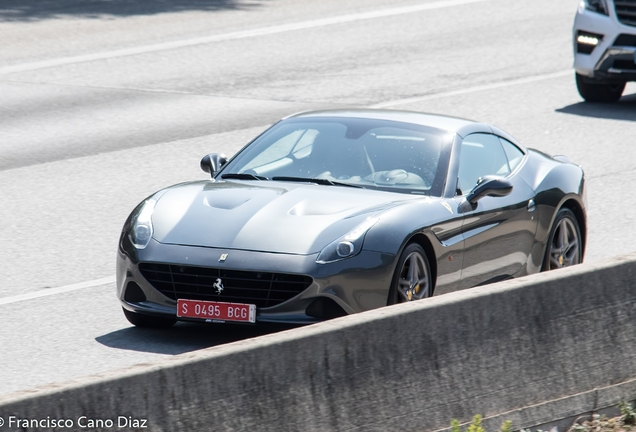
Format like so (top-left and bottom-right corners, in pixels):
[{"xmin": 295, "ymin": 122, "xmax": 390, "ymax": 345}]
[{"xmin": 220, "ymin": 117, "xmax": 453, "ymax": 196}]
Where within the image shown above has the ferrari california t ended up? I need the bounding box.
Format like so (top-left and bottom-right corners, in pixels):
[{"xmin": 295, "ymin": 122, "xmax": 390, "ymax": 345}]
[{"xmin": 116, "ymin": 109, "xmax": 586, "ymax": 327}]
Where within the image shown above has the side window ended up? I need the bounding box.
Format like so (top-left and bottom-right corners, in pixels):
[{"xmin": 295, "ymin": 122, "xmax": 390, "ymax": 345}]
[
  {"xmin": 457, "ymin": 133, "xmax": 509, "ymax": 194},
  {"xmin": 499, "ymin": 137, "xmax": 525, "ymax": 172}
]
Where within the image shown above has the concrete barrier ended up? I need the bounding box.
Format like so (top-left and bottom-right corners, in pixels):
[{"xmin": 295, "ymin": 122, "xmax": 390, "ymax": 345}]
[{"xmin": 2, "ymin": 253, "xmax": 636, "ymax": 431}]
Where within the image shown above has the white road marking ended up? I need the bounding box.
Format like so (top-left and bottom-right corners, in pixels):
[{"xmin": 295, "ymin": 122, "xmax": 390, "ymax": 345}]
[
  {"xmin": 0, "ymin": 276, "xmax": 115, "ymax": 306},
  {"xmin": 0, "ymin": 0, "xmax": 490, "ymax": 75},
  {"xmin": 371, "ymin": 70, "xmax": 572, "ymax": 108}
]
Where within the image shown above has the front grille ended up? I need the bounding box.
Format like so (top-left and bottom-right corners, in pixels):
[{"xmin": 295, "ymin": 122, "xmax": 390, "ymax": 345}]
[
  {"xmin": 615, "ymin": 0, "xmax": 636, "ymax": 27},
  {"xmin": 139, "ymin": 263, "xmax": 313, "ymax": 308}
]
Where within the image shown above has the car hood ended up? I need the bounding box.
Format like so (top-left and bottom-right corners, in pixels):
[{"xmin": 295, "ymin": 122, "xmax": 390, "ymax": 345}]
[{"xmin": 151, "ymin": 180, "xmax": 422, "ymax": 254}]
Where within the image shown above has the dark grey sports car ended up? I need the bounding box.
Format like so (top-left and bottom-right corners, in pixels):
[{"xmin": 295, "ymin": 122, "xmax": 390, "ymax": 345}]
[{"xmin": 117, "ymin": 109, "xmax": 586, "ymax": 327}]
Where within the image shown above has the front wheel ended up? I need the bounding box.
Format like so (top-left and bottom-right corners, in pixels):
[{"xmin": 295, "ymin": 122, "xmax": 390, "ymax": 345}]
[
  {"xmin": 542, "ymin": 208, "xmax": 583, "ymax": 271},
  {"xmin": 575, "ymin": 73, "xmax": 625, "ymax": 103},
  {"xmin": 388, "ymin": 243, "xmax": 432, "ymax": 305},
  {"xmin": 123, "ymin": 308, "xmax": 177, "ymax": 328}
]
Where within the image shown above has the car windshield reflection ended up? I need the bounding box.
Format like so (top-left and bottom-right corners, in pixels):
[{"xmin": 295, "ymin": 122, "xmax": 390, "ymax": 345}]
[{"xmin": 220, "ymin": 117, "xmax": 449, "ymax": 196}]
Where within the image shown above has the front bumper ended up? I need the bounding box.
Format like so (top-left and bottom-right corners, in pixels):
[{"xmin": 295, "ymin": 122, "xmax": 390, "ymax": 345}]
[
  {"xmin": 573, "ymin": 4, "xmax": 636, "ymax": 82},
  {"xmin": 117, "ymin": 236, "xmax": 397, "ymax": 325}
]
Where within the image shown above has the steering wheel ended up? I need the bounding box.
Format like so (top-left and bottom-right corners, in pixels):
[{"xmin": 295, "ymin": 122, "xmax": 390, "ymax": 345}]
[{"xmin": 396, "ymin": 165, "xmax": 436, "ymax": 185}]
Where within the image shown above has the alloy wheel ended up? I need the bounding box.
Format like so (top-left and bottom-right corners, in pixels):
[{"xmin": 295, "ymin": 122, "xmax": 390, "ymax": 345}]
[
  {"xmin": 549, "ymin": 217, "xmax": 581, "ymax": 270},
  {"xmin": 397, "ymin": 251, "xmax": 430, "ymax": 302}
]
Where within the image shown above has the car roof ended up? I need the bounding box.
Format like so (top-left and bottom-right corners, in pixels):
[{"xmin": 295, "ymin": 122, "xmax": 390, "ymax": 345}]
[{"xmin": 284, "ymin": 109, "xmax": 494, "ymax": 139}]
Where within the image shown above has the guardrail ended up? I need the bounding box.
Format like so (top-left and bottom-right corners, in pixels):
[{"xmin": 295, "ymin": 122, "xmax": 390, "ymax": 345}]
[{"xmin": 1, "ymin": 253, "xmax": 636, "ymax": 431}]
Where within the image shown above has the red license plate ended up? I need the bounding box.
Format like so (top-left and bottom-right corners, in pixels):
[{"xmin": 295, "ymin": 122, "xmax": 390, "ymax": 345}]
[{"xmin": 177, "ymin": 299, "xmax": 256, "ymax": 323}]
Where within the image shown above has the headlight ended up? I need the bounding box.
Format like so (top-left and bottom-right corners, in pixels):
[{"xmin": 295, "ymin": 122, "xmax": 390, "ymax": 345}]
[
  {"xmin": 316, "ymin": 217, "xmax": 379, "ymax": 264},
  {"xmin": 129, "ymin": 199, "xmax": 157, "ymax": 249},
  {"xmin": 582, "ymin": 0, "xmax": 608, "ymax": 15}
]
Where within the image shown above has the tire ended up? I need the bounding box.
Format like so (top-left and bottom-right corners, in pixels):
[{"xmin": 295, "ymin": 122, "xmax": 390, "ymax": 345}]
[
  {"xmin": 576, "ymin": 73, "xmax": 625, "ymax": 103},
  {"xmin": 387, "ymin": 243, "xmax": 432, "ymax": 305},
  {"xmin": 122, "ymin": 307, "xmax": 176, "ymax": 328},
  {"xmin": 541, "ymin": 208, "xmax": 583, "ymax": 272}
]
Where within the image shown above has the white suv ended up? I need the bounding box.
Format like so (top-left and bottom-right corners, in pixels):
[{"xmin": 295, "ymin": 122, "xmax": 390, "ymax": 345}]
[{"xmin": 573, "ymin": 0, "xmax": 636, "ymax": 102}]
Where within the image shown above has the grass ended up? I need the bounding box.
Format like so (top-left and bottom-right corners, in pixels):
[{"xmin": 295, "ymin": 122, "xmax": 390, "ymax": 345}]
[
  {"xmin": 451, "ymin": 415, "xmax": 511, "ymax": 432},
  {"xmin": 450, "ymin": 401, "xmax": 636, "ymax": 432},
  {"xmin": 565, "ymin": 401, "xmax": 636, "ymax": 432}
]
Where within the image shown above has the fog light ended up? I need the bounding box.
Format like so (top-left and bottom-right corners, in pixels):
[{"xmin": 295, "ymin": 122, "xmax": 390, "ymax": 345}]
[
  {"xmin": 576, "ymin": 31, "xmax": 603, "ymax": 55},
  {"xmin": 577, "ymin": 35, "xmax": 600, "ymax": 46}
]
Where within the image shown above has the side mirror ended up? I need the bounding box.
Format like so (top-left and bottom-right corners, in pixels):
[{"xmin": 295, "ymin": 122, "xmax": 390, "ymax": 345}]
[
  {"xmin": 467, "ymin": 175, "xmax": 513, "ymax": 204},
  {"xmin": 200, "ymin": 153, "xmax": 228, "ymax": 178}
]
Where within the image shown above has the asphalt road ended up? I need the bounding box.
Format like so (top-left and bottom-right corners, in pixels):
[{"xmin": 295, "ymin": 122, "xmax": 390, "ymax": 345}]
[{"xmin": 1, "ymin": 0, "xmax": 635, "ymax": 397}]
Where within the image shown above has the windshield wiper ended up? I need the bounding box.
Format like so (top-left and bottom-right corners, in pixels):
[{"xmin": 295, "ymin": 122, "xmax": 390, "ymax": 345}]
[
  {"xmin": 221, "ymin": 173, "xmax": 269, "ymax": 181},
  {"xmin": 271, "ymin": 176, "xmax": 363, "ymax": 188}
]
